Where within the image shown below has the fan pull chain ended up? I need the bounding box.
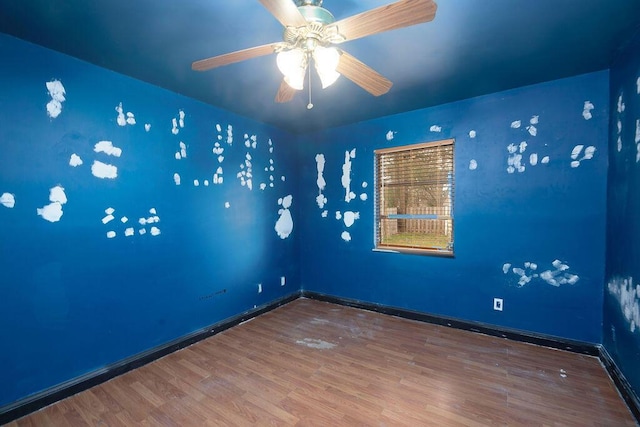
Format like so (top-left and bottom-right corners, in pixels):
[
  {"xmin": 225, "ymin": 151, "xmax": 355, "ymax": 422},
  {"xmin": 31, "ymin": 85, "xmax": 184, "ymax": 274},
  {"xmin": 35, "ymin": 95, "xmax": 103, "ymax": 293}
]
[{"xmin": 307, "ymin": 59, "xmax": 313, "ymax": 110}]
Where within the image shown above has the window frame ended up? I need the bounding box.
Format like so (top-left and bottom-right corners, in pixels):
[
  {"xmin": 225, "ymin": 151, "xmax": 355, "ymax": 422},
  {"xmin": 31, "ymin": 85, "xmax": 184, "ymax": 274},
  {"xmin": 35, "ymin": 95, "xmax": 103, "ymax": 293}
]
[{"xmin": 373, "ymin": 138, "xmax": 455, "ymax": 257}]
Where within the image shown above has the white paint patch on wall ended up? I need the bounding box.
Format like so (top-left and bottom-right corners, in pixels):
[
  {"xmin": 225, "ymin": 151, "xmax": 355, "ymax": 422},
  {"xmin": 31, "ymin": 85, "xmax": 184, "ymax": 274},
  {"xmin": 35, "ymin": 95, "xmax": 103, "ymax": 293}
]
[
  {"xmin": 145, "ymin": 124, "xmax": 151, "ymax": 132},
  {"xmin": 94, "ymin": 140, "xmax": 122, "ymax": 157},
  {"xmin": 1, "ymin": 193, "xmax": 15, "ymax": 208},
  {"xmin": 225, "ymin": 201, "xmax": 230, "ymax": 208},
  {"xmin": 430, "ymin": 125, "xmax": 442, "ymax": 133},
  {"xmin": 608, "ymin": 276, "xmax": 640, "ymax": 334},
  {"xmin": 69, "ymin": 154, "xmax": 83, "ymax": 167},
  {"xmin": 469, "ymin": 159, "xmax": 478, "ymax": 170},
  {"xmin": 617, "ymin": 94, "xmax": 625, "ymax": 113},
  {"xmin": 91, "ymin": 160, "xmax": 118, "ymax": 179},
  {"xmin": 637, "ymin": 77, "xmax": 640, "ymax": 94},
  {"xmin": 503, "ymin": 259, "xmax": 577, "ymax": 287},
  {"xmin": 341, "ymin": 231, "xmax": 351, "ymax": 242},
  {"xmin": 115, "ymin": 102, "xmax": 136, "ymax": 126},
  {"xmin": 275, "ymin": 195, "xmax": 293, "ymax": 239},
  {"xmin": 529, "ymin": 153, "xmax": 538, "ymax": 166},
  {"xmin": 37, "ymin": 203, "xmax": 63, "ymax": 222},
  {"xmin": 618, "ymin": 119, "xmax": 624, "ymax": 151},
  {"xmin": 244, "ymin": 134, "xmax": 258, "ymax": 149},
  {"xmin": 342, "ymin": 149, "xmax": 356, "ymax": 202},
  {"xmin": 541, "ymin": 156, "xmax": 550, "ymax": 164},
  {"xmin": 570, "ymin": 145, "xmax": 596, "ymax": 168},
  {"xmin": 237, "ymin": 153, "xmax": 253, "ymax": 190},
  {"xmin": 173, "ymin": 173, "xmax": 181, "ymax": 185},
  {"xmin": 526, "ymin": 115, "xmax": 538, "ymax": 136},
  {"xmin": 343, "ymin": 211, "xmax": 360, "ymax": 228},
  {"xmin": 511, "ymin": 120, "xmax": 521, "ymax": 129},
  {"xmin": 105, "ymin": 207, "xmax": 160, "ymax": 238},
  {"xmin": 49, "ymin": 186, "xmax": 67, "ymax": 205},
  {"xmin": 295, "ymin": 338, "xmax": 336, "ymax": 349},
  {"xmin": 227, "ymin": 125, "xmax": 233, "ymax": 145},
  {"xmin": 541, "ymin": 259, "xmax": 579, "ymax": 286},
  {"xmin": 360, "ymin": 193, "xmax": 368, "ymax": 201},
  {"xmin": 171, "ymin": 110, "xmax": 185, "ymax": 134},
  {"xmin": 281, "ymin": 276, "xmax": 286, "ymax": 287},
  {"xmin": 635, "ymin": 119, "xmax": 640, "ymax": 163},
  {"xmin": 213, "ymin": 166, "xmax": 223, "ymax": 185},
  {"xmin": 37, "ymin": 185, "xmax": 67, "ymax": 222},
  {"xmin": 386, "ymin": 130, "xmax": 395, "ymax": 141},
  {"xmin": 174, "ymin": 141, "xmax": 187, "ymax": 159},
  {"xmin": 213, "ymin": 142, "xmax": 224, "ymax": 156},
  {"xmin": 469, "ymin": 130, "xmax": 476, "ymax": 138},
  {"xmin": 315, "ymin": 154, "xmax": 326, "ymax": 191},
  {"xmin": 583, "ymin": 101, "xmax": 594, "ymax": 120},
  {"xmin": 315, "ymin": 153, "xmax": 327, "ymax": 209},
  {"xmin": 317, "ymin": 194, "xmax": 328, "ymax": 209},
  {"xmin": 46, "ymin": 80, "xmax": 66, "ymax": 119},
  {"xmin": 506, "ymin": 142, "xmax": 526, "ymax": 173}
]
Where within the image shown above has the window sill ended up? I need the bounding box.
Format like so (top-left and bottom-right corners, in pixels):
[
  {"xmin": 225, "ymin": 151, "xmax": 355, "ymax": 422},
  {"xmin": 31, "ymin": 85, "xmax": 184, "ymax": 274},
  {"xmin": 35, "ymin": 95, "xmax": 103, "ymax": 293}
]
[{"xmin": 372, "ymin": 246, "xmax": 454, "ymax": 257}]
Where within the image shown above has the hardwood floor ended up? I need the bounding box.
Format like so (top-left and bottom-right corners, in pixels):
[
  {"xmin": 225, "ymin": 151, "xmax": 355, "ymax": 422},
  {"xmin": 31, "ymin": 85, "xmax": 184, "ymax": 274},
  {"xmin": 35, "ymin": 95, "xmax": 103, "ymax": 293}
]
[{"xmin": 8, "ymin": 298, "xmax": 637, "ymax": 426}]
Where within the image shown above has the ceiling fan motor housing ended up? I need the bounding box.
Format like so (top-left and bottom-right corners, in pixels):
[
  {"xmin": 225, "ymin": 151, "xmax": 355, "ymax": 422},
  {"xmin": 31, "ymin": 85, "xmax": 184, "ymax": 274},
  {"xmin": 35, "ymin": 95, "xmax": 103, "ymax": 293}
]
[
  {"xmin": 296, "ymin": 2, "xmax": 335, "ymax": 25},
  {"xmin": 282, "ymin": 0, "xmax": 345, "ymax": 53}
]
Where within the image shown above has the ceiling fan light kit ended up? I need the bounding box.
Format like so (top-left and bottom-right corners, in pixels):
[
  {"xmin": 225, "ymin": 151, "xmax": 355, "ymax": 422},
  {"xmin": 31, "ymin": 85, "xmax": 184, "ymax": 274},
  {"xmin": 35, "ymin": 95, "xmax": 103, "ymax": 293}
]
[
  {"xmin": 276, "ymin": 48, "xmax": 307, "ymax": 90},
  {"xmin": 313, "ymin": 45, "xmax": 340, "ymax": 88},
  {"xmin": 192, "ymin": 0, "xmax": 437, "ymax": 106}
]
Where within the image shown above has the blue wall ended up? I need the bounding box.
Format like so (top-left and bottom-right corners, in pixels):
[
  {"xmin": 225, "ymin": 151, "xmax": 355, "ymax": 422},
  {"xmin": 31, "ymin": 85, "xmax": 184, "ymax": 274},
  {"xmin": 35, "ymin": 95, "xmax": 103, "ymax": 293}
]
[
  {"xmin": 604, "ymin": 29, "xmax": 640, "ymax": 399},
  {"xmin": 297, "ymin": 71, "xmax": 609, "ymax": 344},
  {"xmin": 1, "ymin": 26, "xmax": 634, "ymax": 413},
  {"xmin": 0, "ymin": 34, "xmax": 299, "ymax": 407}
]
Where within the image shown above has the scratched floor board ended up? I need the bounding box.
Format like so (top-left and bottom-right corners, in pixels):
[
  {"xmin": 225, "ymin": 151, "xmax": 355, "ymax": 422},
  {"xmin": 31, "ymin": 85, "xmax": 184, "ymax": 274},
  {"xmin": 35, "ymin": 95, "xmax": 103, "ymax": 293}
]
[{"xmin": 8, "ymin": 298, "xmax": 637, "ymax": 426}]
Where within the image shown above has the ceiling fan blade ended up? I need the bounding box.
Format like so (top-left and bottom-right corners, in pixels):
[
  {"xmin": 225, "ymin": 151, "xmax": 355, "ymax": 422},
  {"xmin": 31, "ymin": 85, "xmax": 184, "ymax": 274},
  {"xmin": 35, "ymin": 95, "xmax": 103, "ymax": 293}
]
[
  {"xmin": 330, "ymin": 0, "xmax": 437, "ymax": 42},
  {"xmin": 337, "ymin": 51, "xmax": 392, "ymax": 96},
  {"xmin": 275, "ymin": 79, "xmax": 297, "ymax": 103},
  {"xmin": 192, "ymin": 43, "xmax": 279, "ymax": 71},
  {"xmin": 258, "ymin": 0, "xmax": 307, "ymax": 28}
]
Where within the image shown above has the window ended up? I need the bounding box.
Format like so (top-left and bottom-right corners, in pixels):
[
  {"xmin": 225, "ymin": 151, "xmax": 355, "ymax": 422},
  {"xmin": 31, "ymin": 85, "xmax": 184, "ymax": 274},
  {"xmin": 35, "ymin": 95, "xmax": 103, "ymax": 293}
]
[{"xmin": 374, "ymin": 139, "xmax": 454, "ymax": 255}]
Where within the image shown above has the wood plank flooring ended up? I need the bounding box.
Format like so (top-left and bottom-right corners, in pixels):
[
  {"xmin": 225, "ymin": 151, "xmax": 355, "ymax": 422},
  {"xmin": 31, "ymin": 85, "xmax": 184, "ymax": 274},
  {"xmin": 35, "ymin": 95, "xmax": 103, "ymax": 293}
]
[{"xmin": 8, "ymin": 298, "xmax": 637, "ymax": 426}]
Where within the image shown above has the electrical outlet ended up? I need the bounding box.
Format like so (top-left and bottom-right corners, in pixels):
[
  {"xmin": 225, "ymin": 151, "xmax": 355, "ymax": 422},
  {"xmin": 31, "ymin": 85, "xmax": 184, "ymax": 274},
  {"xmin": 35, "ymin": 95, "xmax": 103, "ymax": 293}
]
[{"xmin": 493, "ymin": 298, "xmax": 503, "ymax": 311}]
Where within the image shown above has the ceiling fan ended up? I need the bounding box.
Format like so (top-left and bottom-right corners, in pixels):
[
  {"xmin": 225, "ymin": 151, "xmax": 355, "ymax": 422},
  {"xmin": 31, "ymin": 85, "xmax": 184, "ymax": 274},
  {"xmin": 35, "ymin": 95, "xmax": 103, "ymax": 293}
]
[{"xmin": 192, "ymin": 0, "xmax": 437, "ymax": 106}]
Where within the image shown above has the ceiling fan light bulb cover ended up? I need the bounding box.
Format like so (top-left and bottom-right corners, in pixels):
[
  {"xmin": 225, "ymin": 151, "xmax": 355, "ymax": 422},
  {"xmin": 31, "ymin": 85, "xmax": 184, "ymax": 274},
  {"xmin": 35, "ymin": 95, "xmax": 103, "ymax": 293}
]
[
  {"xmin": 284, "ymin": 70, "xmax": 305, "ymax": 90},
  {"xmin": 277, "ymin": 49, "xmax": 305, "ymax": 76},
  {"xmin": 317, "ymin": 68, "xmax": 340, "ymax": 88},
  {"xmin": 277, "ymin": 49, "xmax": 306, "ymax": 90},
  {"xmin": 313, "ymin": 46, "xmax": 340, "ymax": 88},
  {"xmin": 313, "ymin": 46, "xmax": 339, "ymax": 69}
]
